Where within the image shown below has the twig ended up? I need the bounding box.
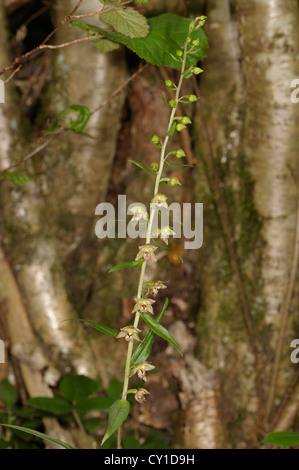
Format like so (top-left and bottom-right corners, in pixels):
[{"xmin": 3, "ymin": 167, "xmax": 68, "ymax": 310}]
[
  {"xmin": 265, "ymin": 192, "xmax": 299, "ymax": 422},
  {"xmin": 269, "ymin": 368, "xmax": 299, "ymax": 430},
  {"xmin": 0, "ymin": 0, "xmax": 83, "ymax": 79},
  {"xmin": 193, "ymin": 76, "xmax": 264, "ymax": 429},
  {"xmin": 91, "ymin": 62, "xmax": 148, "ymax": 116},
  {"xmin": 0, "ymin": 65, "xmax": 147, "ymax": 175}
]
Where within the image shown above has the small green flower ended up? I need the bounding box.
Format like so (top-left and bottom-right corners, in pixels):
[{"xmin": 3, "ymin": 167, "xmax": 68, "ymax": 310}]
[
  {"xmin": 181, "ymin": 116, "xmax": 192, "ymax": 125},
  {"xmin": 169, "ymin": 177, "xmax": 182, "ymax": 186},
  {"xmin": 175, "ymin": 149, "xmax": 186, "ymax": 159},
  {"xmin": 135, "ymin": 244, "xmax": 158, "ymax": 262},
  {"xmin": 151, "ymin": 162, "xmax": 159, "ymax": 171},
  {"xmin": 188, "ymin": 94, "xmax": 198, "ymax": 103},
  {"xmin": 193, "ymin": 67, "xmax": 203, "ymax": 75},
  {"xmin": 176, "ymin": 50, "xmax": 183, "ymax": 57},
  {"xmin": 145, "ymin": 280, "xmax": 167, "ymax": 297},
  {"xmin": 169, "ymin": 99, "xmax": 177, "ymax": 108},
  {"xmin": 151, "ymin": 134, "xmax": 160, "ymax": 145},
  {"xmin": 134, "ymin": 388, "xmax": 150, "ymax": 403},
  {"xmin": 116, "ymin": 325, "xmax": 142, "ymax": 343},
  {"xmin": 176, "ymin": 123, "xmax": 186, "ymax": 132},
  {"xmin": 151, "ymin": 193, "xmax": 168, "ymax": 209},
  {"xmin": 132, "ymin": 297, "xmax": 155, "ymax": 315},
  {"xmin": 165, "ymin": 79, "xmax": 173, "ymax": 87},
  {"xmin": 129, "ymin": 204, "xmax": 148, "ymax": 222},
  {"xmin": 130, "ymin": 362, "xmax": 155, "ymax": 382}
]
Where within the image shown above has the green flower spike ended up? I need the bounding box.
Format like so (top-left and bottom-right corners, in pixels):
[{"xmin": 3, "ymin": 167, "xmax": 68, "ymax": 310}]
[
  {"xmin": 130, "ymin": 362, "xmax": 155, "ymax": 382},
  {"xmin": 132, "ymin": 297, "xmax": 155, "ymax": 315},
  {"xmin": 116, "ymin": 325, "xmax": 142, "ymax": 343},
  {"xmin": 135, "ymin": 244, "xmax": 158, "ymax": 262}
]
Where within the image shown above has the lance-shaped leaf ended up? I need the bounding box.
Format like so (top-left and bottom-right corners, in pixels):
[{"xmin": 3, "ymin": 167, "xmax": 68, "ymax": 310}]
[
  {"xmin": 131, "ymin": 298, "xmax": 169, "ymax": 366},
  {"xmin": 165, "ymin": 161, "xmax": 193, "ymax": 168},
  {"xmin": 61, "ymin": 318, "xmax": 118, "ymax": 337},
  {"xmin": 108, "ymin": 259, "xmax": 145, "ymax": 273},
  {"xmin": 262, "ymin": 432, "xmax": 299, "ymax": 447},
  {"xmin": 101, "ymin": 399, "xmax": 130, "ymax": 445},
  {"xmin": 141, "ymin": 312, "xmax": 183, "ymax": 357},
  {"xmin": 0, "ymin": 424, "xmax": 74, "ymax": 449},
  {"xmin": 129, "ymin": 160, "xmax": 157, "ymax": 175},
  {"xmin": 101, "ymin": 7, "xmax": 149, "ymax": 39}
]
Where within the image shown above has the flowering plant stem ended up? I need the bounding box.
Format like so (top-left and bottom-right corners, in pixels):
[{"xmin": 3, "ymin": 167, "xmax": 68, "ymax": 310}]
[{"xmin": 117, "ymin": 38, "xmax": 190, "ymax": 450}]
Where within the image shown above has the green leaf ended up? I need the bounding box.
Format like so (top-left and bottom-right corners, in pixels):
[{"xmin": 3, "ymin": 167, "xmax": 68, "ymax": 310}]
[
  {"xmin": 89, "ymin": 14, "xmax": 208, "ymax": 69},
  {"xmin": 141, "ymin": 313, "xmax": 183, "ymax": 357},
  {"xmin": 262, "ymin": 432, "xmax": 299, "ymax": 447},
  {"xmin": 0, "ymin": 172, "xmax": 32, "ymax": 186},
  {"xmin": 70, "ymin": 19, "xmax": 103, "ymax": 35},
  {"xmin": 61, "ymin": 318, "xmax": 118, "ymax": 337},
  {"xmin": 60, "ymin": 375, "xmax": 99, "ymax": 402},
  {"xmin": 133, "ymin": 0, "xmax": 149, "ymax": 4},
  {"xmin": 165, "ymin": 161, "xmax": 192, "ymax": 168},
  {"xmin": 131, "ymin": 298, "xmax": 168, "ymax": 366},
  {"xmin": 129, "ymin": 160, "xmax": 157, "ymax": 175},
  {"xmin": 101, "ymin": 7, "xmax": 149, "ymax": 39},
  {"xmin": 101, "ymin": 399, "xmax": 130, "ymax": 445},
  {"xmin": 108, "ymin": 259, "xmax": 145, "ymax": 273},
  {"xmin": 91, "ymin": 37, "xmax": 120, "ymax": 53},
  {"xmin": 26, "ymin": 397, "xmax": 72, "ymax": 415},
  {"xmin": 75, "ymin": 396, "xmax": 114, "ymax": 412},
  {"xmin": 0, "ymin": 379, "xmax": 18, "ymax": 409},
  {"xmin": 0, "ymin": 424, "xmax": 74, "ymax": 449},
  {"xmin": 107, "ymin": 378, "xmax": 123, "ymax": 400},
  {"xmin": 48, "ymin": 105, "xmax": 90, "ymax": 134}
]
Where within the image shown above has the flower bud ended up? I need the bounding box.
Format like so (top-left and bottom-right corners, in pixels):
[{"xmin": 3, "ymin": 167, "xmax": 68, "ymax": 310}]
[
  {"xmin": 169, "ymin": 177, "xmax": 182, "ymax": 186},
  {"xmin": 176, "ymin": 50, "xmax": 183, "ymax": 57},
  {"xmin": 176, "ymin": 123, "xmax": 186, "ymax": 132},
  {"xmin": 151, "ymin": 162, "xmax": 159, "ymax": 171},
  {"xmin": 193, "ymin": 67, "xmax": 203, "ymax": 75},
  {"xmin": 175, "ymin": 149, "xmax": 186, "ymax": 159},
  {"xmin": 188, "ymin": 94, "xmax": 198, "ymax": 102},
  {"xmin": 169, "ymin": 99, "xmax": 177, "ymax": 108},
  {"xmin": 165, "ymin": 79, "xmax": 173, "ymax": 87},
  {"xmin": 151, "ymin": 134, "xmax": 160, "ymax": 144},
  {"xmin": 181, "ymin": 116, "xmax": 192, "ymax": 125}
]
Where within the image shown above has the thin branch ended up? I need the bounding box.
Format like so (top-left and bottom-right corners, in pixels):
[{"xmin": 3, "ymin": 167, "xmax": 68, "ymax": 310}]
[
  {"xmin": 0, "ymin": 65, "xmax": 147, "ymax": 175},
  {"xmin": 265, "ymin": 192, "xmax": 299, "ymax": 422},
  {"xmin": 193, "ymin": 76, "xmax": 264, "ymax": 429},
  {"xmin": 269, "ymin": 368, "xmax": 299, "ymax": 430},
  {"xmin": 0, "ymin": 0, "xmax": 83, "ymax": 79},
  {"xmin": 38, "ymin": 36, "xmax": 94, "ymax": 50}
]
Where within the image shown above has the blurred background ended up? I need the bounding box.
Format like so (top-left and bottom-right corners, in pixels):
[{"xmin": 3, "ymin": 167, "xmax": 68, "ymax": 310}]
[{"xmin": 0, "ymin": 0, "xmax": 299, "ymax": 449}]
